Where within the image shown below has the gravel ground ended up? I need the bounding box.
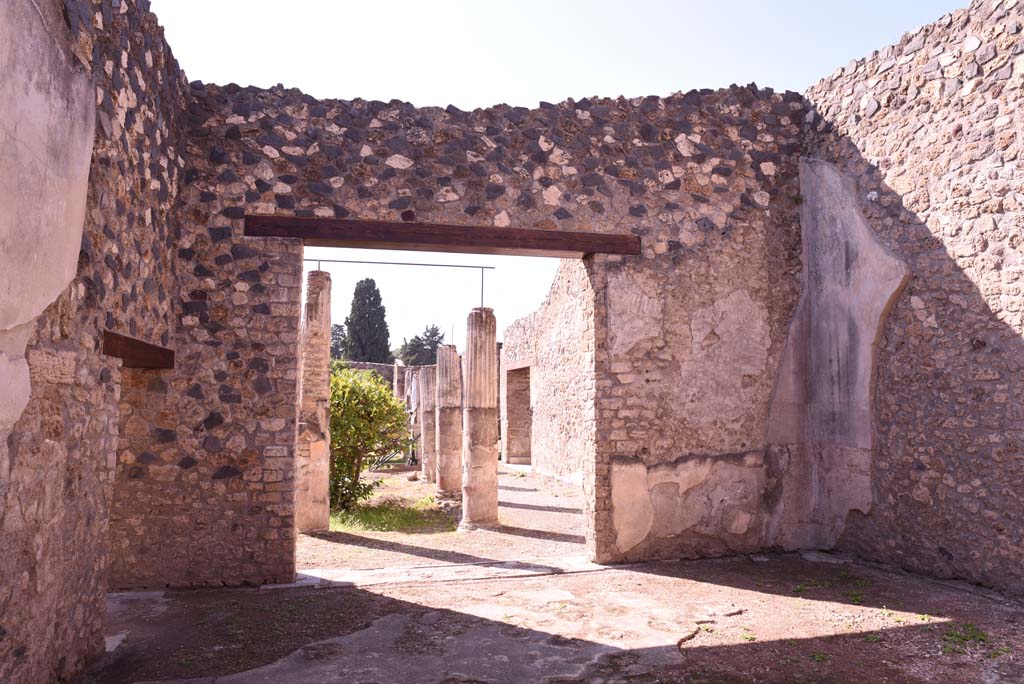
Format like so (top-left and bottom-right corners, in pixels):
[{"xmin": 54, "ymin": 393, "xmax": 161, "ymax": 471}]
[{"xmin": 296, "ymin": 464, "xmax": 587, "ymax": 570}]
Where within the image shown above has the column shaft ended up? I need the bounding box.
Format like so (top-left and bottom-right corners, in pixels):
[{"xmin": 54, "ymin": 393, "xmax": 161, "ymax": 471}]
[
  {"xmin": 460, "ymin": 308, "xmax": 499, "ymax": 529},
  {"xmin": 435, "ymin": 344, "xmax": 462, "ymax": 497},
  {"xmin": 418, "ymin": 366, "xmax": 437, "ymax": 483},
  {"xmin": 295, "ymin": 270, "xmax": 331, "ymax": 532}
]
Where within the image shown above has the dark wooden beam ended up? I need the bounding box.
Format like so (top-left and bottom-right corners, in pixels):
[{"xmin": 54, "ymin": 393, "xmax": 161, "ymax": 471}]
[
  {"xmin": 102, "ymin": 330, "xmax": 175, "ymax": 369},
  {"xmin": 243, "ymin": 215, "xmax": 641, "ymax": 258}
]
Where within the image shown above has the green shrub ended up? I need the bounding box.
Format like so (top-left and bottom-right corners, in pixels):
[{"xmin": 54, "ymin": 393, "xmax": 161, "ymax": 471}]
[{"xmin": 328, "ymin": 367, "xmax": 410, "ymax": 510}]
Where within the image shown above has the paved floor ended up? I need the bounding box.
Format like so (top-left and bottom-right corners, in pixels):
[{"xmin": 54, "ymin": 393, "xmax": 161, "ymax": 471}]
[{"xmin": 79, "ymin": 468, "xmax": 1024, "ymax": 684}]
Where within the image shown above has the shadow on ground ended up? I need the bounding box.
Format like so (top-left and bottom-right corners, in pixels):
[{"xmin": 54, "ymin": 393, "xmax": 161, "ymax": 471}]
[{"xmin": 78, "ymin": 554, "xmax": 1024, "ymax": 684}]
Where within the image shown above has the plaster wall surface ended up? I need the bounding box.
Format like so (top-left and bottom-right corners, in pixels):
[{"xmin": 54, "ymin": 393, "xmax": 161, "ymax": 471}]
[
  {"xmin": 765, "ymin": 157, "xmax": 909, "ymax": 550},
  {"xmin": 805, "ymin": 0, "xmax": 1024, "ymax": 592}
]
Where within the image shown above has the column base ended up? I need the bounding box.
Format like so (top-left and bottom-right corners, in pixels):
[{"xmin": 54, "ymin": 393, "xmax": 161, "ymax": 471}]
[{"xmin": 457, "ymin": 520, "xmax": 500, "ymax": 532}]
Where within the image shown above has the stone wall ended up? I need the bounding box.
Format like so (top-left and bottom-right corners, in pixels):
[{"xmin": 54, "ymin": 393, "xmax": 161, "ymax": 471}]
[
  {"xmin": 346, "ymin": 361, "xmax": 397, "ymax": 387},
  {"xmin": 1, "ymin": 0, "xmax": 189, "ymax": 680},
  {"xmin": 805, "ymin": 0, "xmax": 1024, "ymax": 593},
  {"xmin": 591, "ymin": 91, "xmax": 804, "ymax": 562},
  {"xmin": 501, "ymin": 260, "xmax": 597, "ymax": 483},
  {"xmin": 108, "ymin": 227, "xmax": 303, "ymax": 588},
  {"xmin": 7, "ymin": 0, "xmax": 1024, "ymax": 679},
  {"xmin": 183, "ymin": 82, "xmax": 807, "ymax": 558},
  {"xmin": 295, "ymin": 271, "xmax": 331, "ymax": 532}
]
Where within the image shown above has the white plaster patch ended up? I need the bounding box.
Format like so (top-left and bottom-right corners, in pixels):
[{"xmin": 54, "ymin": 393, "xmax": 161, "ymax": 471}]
[
  {"xmin": 610, "ymin": 460, "xmax": 654, "ymax": 553},
  {"xmin": 606, "ymin": 271, "xmax": 663, "ymax": 355},
  {"xmin": 676, "ymin": 289, "xmax": 771, "ymax": 447},
  {"xmin": 1, "ymin": 4, "xmax": 94, "ymax": 464},
  {"xmin": 105, "ymin": 632, "xmax": 128, "ymax": 653}
]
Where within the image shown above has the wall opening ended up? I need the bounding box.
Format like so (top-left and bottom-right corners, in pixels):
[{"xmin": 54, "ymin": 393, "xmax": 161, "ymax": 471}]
[{"xmin": 503, "ymin": 365, "xmax": 532, "ymax": 465}]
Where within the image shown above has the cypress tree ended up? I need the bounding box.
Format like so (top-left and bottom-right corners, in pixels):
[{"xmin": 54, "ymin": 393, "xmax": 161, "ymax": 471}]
[
  {"xmin": 330, "ymin": 324, "xmax": 348, "ymax": 360},
  {"xmin": 343, "ymin": 278, "xmax": 394, "ymax": 363}
]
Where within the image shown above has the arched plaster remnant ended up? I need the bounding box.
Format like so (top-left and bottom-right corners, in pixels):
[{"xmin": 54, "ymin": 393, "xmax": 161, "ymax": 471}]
[
  {"xmin": 766, "ymin": 158, "xmax": 908, "ymax": 548},
  {"xmin": 0, "ymin": 0, "xmax": 95, "ymax": 469},
  {"xmin": 607, "ymin": 270, "xmax": 663, "ymax": 355}
]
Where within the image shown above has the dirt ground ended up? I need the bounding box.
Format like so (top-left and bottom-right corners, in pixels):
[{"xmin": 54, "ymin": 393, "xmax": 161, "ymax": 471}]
[{"xmin": 79, "ymin": 467, "xmax": 1024, "ymax": 684}]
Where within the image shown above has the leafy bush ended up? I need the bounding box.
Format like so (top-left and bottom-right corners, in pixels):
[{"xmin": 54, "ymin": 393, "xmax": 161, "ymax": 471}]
[{"xmin": 328, "ymin": 367, "xmax": 410, "ymax": 510}]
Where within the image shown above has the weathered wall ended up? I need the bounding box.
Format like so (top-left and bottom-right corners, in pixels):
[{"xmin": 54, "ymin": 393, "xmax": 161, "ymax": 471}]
[
  {"xmin": 295, "ymin": 271, "xmax": 331, "ymax": 532},
  {"xmin": 181, "ymin": 81, "xmax": 807, "ymax": 561},
  {"xmin": 594, "ymin": 90, "xmax": 804, "ymax": 562},
  {"xmin": 805, "ymin": 0, "xmax": 1024, "ymax": 592},
  {"xmin": 109, "ymin": 227, "xmax": 303, "ymax": 588},
  {"xmin": 2, "ymin": 0, "xmax": 190, "ymax": 679},
  {"xmin": 501, "ymin": 260, "xmax": 597, "ymax": 483},
  {"xmin": 8, "ymin": 1, "xmax": 1024, "ymax": 678}
]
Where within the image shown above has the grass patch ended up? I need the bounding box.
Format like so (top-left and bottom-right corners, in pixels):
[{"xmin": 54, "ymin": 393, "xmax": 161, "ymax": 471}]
[
  {"xmin": 331, "ymin": 496, "xmax": 455, "ymax": 533},
  {"xmin": 942, "ymin": 622, "xmax": 989, "ymax": 655}
]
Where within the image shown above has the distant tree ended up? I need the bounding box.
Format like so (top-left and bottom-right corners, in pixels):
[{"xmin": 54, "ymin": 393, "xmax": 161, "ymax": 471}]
[
  {"xmin": 344, "ymin": 278, "xmax": 394, "ymax": 363},
  {"xmin": 398, "ymin": 324, "xmax": 445, "ymax": 366},
  {"xmin": 330, "ymin": 324, "xmax": 348, "ymax": 360}
]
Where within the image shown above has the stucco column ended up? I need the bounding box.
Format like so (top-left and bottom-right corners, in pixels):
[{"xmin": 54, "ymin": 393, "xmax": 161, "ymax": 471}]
[
  {"xmin": 295, "ymin": 270, "xmax": 332, "ymax": 532},
  {"xmin": 435, "ymin": 344, "xmax": 463, "ymax": 497},
  {"xmin": 418, "ymin": 365, "xmax": 437, "ymax": 482},
  {"xmin": 460, "ymin": 308, "xmax": 499, "ymax": 530}
]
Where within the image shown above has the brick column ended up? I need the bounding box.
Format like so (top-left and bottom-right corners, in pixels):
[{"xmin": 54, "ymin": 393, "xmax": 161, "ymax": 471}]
[
  {"xmin": 295, "ymin": 270, "xmax": 331, "ymax": 532},
  {"xmin": 435, "ymin": 344, "xmax": 462, "ymax": 497},
  {"xmin": 460, "ymin": 308, "xmax": 499, "ymax": 530},
  {"xmin": 418, "ymin": 365, "xmax": 437, "ymax": 483}
]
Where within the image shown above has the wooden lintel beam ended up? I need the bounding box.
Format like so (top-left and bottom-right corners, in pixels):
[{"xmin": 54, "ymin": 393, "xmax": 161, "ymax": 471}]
[
  {"xmin": 243, "ymin": 215, "xmax": 641, "ymax": 258},
  {"xmin": 102, "ymin": 330, "xmax": 175, "ymax": 369}
]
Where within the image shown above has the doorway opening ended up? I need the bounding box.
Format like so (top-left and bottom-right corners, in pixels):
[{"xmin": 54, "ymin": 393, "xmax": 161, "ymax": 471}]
[
  {"xmin": 503, "ymin": 364, "xmax": 532, "ymax": 466},
  {"xmin": 252, "ymin": 214, "xmax": 639, "ymax": 578}
]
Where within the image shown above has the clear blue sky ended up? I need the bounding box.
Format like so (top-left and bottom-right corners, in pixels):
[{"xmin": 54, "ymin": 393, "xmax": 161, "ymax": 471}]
[{"xmin": 152, "ymin": 0, "xmax": 964, "ymax": 349}]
